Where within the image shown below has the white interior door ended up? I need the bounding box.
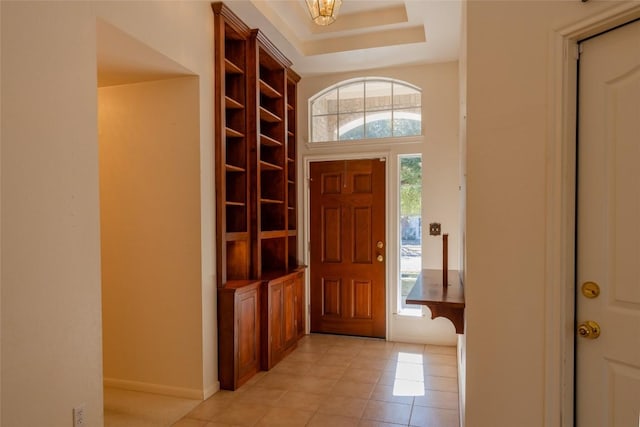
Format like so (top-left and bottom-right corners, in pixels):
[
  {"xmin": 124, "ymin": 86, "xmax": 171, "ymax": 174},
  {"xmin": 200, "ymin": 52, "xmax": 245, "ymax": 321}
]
[{"xmin": 577, "ymin": 19, "xmax": 640, "ymax": 426}]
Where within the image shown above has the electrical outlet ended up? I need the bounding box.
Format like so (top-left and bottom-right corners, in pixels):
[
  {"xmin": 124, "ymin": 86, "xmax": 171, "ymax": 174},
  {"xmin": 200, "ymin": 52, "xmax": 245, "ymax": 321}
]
[
  {"xmin": 73, "ymin": 405, "xmax": 86, "ymax": 427},
  {"xmin": 429, "ymin": 222, "xmax": 441, "ymax": 236}
]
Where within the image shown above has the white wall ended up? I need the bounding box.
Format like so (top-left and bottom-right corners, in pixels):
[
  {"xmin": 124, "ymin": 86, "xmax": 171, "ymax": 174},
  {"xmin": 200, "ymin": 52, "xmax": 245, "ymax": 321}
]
[
  {"xmin": 99, "ymin": 77, "xmax": 203, "ymax": 398},
  {"xmin": 1, "ymin": 3, "xmax": 104, "ymax": 425},
  {"xmin": 0, "ymin": 1, "xmax": 4, "ymax": 421},
  {"xmin": 457, "ymin": 1, "xmax": 468, "ymax": 424},
  {"xmin": 1, "ymin": 1, "xmax": 215, "ymax": 425},
  {"xmin": 464, "ymin": 1, "xmax": 632, "ymax": 425},
  {"xmin": 298, "ymin": 61, "xmax": 460, "ymax": 345}
]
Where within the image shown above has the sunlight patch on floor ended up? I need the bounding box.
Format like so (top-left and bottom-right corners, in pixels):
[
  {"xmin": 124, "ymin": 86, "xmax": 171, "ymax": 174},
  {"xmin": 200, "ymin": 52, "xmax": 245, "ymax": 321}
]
[{"xmin": 392, "ymin": 352, "xmax": 425, "ymax": 397}]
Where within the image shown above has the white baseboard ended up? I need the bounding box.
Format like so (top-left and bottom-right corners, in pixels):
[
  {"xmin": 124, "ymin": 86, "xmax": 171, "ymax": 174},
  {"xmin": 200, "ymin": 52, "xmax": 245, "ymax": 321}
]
[
  {"xmin": 203, "ymin": 381, "xmax": 220, "ymax": 400},
  {"xmin": 389, "ymin": 332, "xmax": 457, "ymax": 346},
  {"xmin": 104, "ymin": 377, "xmax": 204, "ymax": 400},
  {"xmin": 457, "ymin": 336, "xmax": 466, "ymax": 427}
]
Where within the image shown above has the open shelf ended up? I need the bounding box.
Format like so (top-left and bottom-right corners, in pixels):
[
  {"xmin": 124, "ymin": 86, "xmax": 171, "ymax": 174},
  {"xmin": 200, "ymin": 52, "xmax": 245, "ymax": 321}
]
[
  {"xmin": 260, "ymin": 230, "xmax": 288, "ymax": 239},
  {"xmin": 406, "ymin": 269, "xmax": 466, "ymax": 334},
  {"xmin": 260, "ymin": 198, "xmax": 284, "ymax": 204},
  {"xmin": 259, "ymin": 79, "xmax": 282, "ymax": 98},
  {"xmin": 225, "ymin": 96, "xmax": 244, "ymax": 109},
  {"xmin": 260, "ymin": 160, "xmax": 283, "ymax": 171},
  {"xmin": 224, "ymin": 58, "xmax": 243, "ymax": 74},
  {"xmin": 225, "ymin": 127, "xmax": 244, "ymax": 138},
  {"xmin": 226, "ymin": 164, "xmax": 245, "ymax": 173},
  {"xmin": 226, "ymin": 231, "xmax": 249, "ymax": 241},
  {"xmin": 260, "ymin": 134, "xmax": 282, "ymax": 147},
  {"xmin": 259, "ymin": 107, "xmax": 281, "ymax": 123}
]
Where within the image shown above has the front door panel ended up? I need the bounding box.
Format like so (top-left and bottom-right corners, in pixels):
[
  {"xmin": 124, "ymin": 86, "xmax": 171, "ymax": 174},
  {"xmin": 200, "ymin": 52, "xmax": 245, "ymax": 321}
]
[{"xmin": 310, "ymin": 159, "xmax": 386, "ymax": 338}]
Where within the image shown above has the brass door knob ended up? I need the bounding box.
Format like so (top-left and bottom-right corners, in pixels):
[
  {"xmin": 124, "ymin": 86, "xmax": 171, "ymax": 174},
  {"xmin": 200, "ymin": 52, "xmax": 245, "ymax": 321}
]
[
  {"xmin": 376, "ymin": 254, "xmax": 384, "ymax": 262},
  {"xmin": 577, "ymin": 320, "xmax": 601, "ymax": 339}
]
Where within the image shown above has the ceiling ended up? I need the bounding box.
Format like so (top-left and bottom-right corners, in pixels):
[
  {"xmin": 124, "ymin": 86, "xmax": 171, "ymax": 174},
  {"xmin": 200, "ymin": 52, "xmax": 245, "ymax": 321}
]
[{"xmin": 224, "ymin": 0, "xmax": 462, "ymax": 77}]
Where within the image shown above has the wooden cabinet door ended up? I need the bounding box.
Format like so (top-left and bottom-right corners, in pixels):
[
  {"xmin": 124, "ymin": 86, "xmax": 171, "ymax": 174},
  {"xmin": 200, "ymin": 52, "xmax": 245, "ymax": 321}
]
[
  {"xmin": 236, "ymin": 286, "xmax": 260, "ymax": 383},
  {"xmin": 270, "ymin": 281, "xmax": 284, "ymax": 357},
  {"xmin": 261, "ymin": 271, "xmax": 304, "ymax": 370},
  {"xmin": 262, "ymin": 280, "xmax": 283, "ymax": 369},
  {"xmin": 294, "ymin": 271, "xmax": 305, "ymax": 338},
  {"xmin": 283, "ymin": 278, "xmax": 296, "ymax": 348},
  {"xmin": 217, "ymin": 281, "xmax": 260, "ymax": 390}
]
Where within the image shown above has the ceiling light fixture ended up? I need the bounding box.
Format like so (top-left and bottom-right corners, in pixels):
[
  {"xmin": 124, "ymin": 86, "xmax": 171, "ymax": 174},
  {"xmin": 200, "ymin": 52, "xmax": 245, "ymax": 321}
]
[{"xmin": 305, "ymin": 0, "xmax": 342, "ymax": 26}]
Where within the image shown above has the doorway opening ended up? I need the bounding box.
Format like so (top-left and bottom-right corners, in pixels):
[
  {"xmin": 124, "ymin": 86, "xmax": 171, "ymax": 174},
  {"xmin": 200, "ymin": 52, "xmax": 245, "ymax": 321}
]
[
  {"xmin": 548, "ymin": 5, "xmax": 640, "ymax": 425},
  {"xmin": 97, "ymin": 20, "xmax": 202, "ymax": 425}
]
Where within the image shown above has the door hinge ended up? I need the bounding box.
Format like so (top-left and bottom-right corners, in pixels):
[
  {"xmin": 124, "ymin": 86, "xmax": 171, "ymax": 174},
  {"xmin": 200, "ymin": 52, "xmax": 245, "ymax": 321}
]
[{"xmin": 575, "ymin": 44, "xmax": 584, "ymax": 60}]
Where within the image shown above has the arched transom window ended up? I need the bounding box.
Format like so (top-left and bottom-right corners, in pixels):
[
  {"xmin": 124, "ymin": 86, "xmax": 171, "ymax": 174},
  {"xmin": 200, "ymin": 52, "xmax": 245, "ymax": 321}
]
[{"xmin": 309, "ymin": 78, "xmax": 422, "ymax": 142}]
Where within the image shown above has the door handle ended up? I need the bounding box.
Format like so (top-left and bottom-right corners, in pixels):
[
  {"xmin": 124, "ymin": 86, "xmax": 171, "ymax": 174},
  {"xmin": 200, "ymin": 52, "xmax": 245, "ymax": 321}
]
[
  {"xmin": 376, "ymin": 254, "xmax": 384, "ymax": 262},
  {"xmin": 577, "ymin": 320, "xmax": 601, "ymax": 339}
]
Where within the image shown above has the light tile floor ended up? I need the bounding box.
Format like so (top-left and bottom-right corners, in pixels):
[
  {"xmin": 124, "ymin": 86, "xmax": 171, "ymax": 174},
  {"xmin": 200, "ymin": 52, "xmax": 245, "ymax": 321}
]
[
  {"xmin": 105, "ymin": 387, "xmax": 200, "ymax": 426},
  {"xmin": 174, "ymin": 334, "xmax": 459, "ymax": 427}
]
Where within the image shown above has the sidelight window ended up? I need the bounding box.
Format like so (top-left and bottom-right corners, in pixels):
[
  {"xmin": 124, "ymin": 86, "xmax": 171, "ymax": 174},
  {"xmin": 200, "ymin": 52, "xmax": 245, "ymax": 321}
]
[{"xmin": 399, "ymin": 154, "xmax": 423, "ymax": 314}]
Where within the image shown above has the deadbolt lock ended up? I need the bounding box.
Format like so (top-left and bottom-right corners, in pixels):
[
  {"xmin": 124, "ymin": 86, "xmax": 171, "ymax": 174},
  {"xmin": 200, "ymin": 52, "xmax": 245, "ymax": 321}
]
[
  {"xmin": 581, "ymin": 281, "xmax": 600, "ymax": 299},
  {"xmin": 577, "ymin": 320, "xmax": 601, "ymax": 339},
  {"xmin": 376, "ymin": 241, "xmax": 384, "ymax": 249}
]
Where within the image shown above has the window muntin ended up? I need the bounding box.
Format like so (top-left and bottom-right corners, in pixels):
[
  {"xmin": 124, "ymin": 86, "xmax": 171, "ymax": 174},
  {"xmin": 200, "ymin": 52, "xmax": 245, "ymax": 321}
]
[{"xmin": 310, "ymin": 78, "xmax": 422, "ymax": 142}]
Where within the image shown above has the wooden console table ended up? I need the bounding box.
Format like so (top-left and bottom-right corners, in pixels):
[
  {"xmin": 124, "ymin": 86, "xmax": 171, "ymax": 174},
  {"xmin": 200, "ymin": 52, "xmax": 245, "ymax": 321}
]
[{"xmin": 406, "ymin": 269, "xmax": 465, "ymax": 334}]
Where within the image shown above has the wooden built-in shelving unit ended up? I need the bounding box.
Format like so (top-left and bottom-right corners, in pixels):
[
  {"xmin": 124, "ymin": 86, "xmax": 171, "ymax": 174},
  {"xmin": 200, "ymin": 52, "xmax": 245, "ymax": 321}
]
[
  {"xmin": 251, "ymin": 30, "xmax": 289, "ymax": 280},
  {"xmin": 213, "ymin": 2, "xmax": 304, "ymax": 390},
  {"xmin": 213, "ymin": 2, "xmax": 251, "ymax": 288}
]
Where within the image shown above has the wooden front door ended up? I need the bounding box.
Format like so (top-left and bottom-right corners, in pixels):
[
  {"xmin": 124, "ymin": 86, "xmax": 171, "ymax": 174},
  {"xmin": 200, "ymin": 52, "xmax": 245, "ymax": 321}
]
[
  {"xmin": 576, "ymin": 19, "xmax": 640, "ymax": 426},
  {"xmin": 309, "ymin": 158, "xmax": 386, "ymax": 338}
]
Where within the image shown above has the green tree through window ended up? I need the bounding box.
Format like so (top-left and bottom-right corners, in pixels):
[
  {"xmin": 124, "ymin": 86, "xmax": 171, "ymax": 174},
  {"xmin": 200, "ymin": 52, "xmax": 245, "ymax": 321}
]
[
  {"xmin": 400, "ymin": 155, "xmax": 422, "ymax": 312},
  {"xmin": 400, "ymin": 156, "xmax": 422, "ymax": 217}
]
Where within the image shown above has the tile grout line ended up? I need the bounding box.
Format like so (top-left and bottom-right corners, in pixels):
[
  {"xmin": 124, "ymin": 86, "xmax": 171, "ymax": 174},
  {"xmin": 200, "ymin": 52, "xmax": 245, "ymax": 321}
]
[{"xmin": 176, "ymin": 335, "xmax": 458, "ymax": 426}]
